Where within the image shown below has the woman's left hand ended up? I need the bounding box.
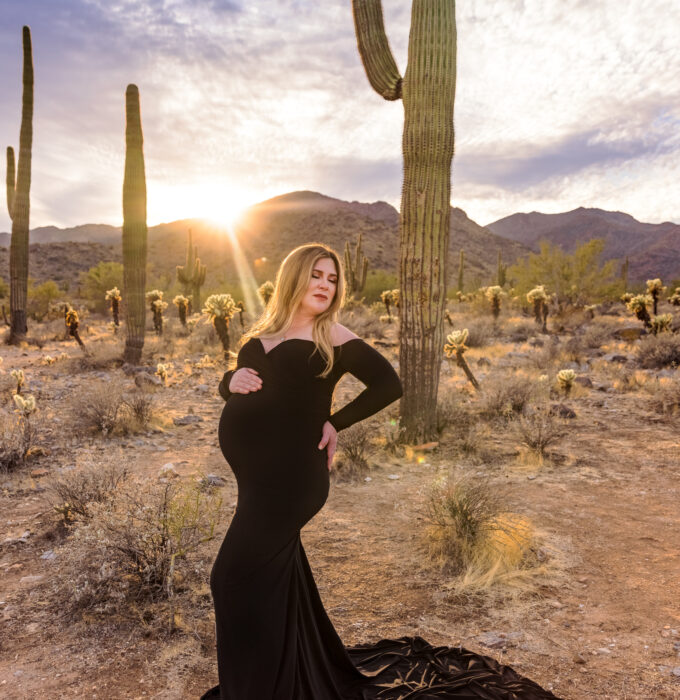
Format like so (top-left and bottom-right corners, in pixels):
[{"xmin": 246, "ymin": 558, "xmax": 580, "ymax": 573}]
[{"xmin": 318, "ymin": 421, "xmax": 338, "ymax": 471}]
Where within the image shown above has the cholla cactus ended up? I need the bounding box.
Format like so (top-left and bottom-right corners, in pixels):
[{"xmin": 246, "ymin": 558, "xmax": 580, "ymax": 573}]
[
  {"xmin": 13, "ymin": 392, "xmax": 36, "ymax": 416},
  {"xmin": 156, "ymin": 363, "xmax": 168, "ymax": 383},
  {"xmin": 195, "ymin": 354, "xmax": 215, "ymax": 369},
  {"xmin": 443, "ymin": 329, "xmax": 480, "ymax": 390},
  {"xmin": 444, "ymin": 309, "xmax": 453, "ymax": 327},
  {"xmin": 146, "ymin": 290, "xmax": 166, "ymax": 335},
  {"xmin": 235, "ymin": 300, "xmax": 246, "ymax": 329},
  {"xmin": 258, "ymin": 281, "xmax": 275, "ymax": 306},
  {"xmin": 65, "ymin": 308, "xmax": 86, "ymax": 349},
  {"xmin": 173, "ymin": 294, "xmax": 189, "ymax": 327},
  {"xmin": 527, "ymin": 286, "xmax": 549, "ymax": 329},
  {"xmin": 650, "ymin": 313, "xmax": 673, "ymax": 335},
  {"xmin": 10, "ymin": 368, "xmax": 25, "ymax": 394},
  {"xmin": 202, "ymin": 293, "xmax": 237, "ymax": 357},
  {"xmin": 646, "ymin": 278, "xmax": 665, "ymax": 315},
  {"xmin": 626, "ymin": 294, "xmax": 652, "ymax": 329},
  {"xmin": 485, "ymin": 285, "xmax": 503, "ymax": 321},
  {"xmin": 557, "ymin": 369, "xmax": 576, "ymax": 397},
  {"xmin": 105, "ymin": 287, "xmax": 122, "ymax": 327},
  {"xmin": 620, "ymin": 292, "xmax": 633, "ymax": 305},
  {"xmin": 380, "ymin": 289, "xmax": 397, "ymax": 323},
  {"xmin": 668, "ymin": 287, "xmax": 680, "ymax": 306},
  {"xmin": 41, "ymin": 354, "xmax": 56, "ymax": 365}
]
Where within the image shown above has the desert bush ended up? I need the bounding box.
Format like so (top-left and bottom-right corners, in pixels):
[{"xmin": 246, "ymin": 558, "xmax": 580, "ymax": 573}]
[
  {"xmin": 516, "ymin": 407, "xmax": 564, "ymax": 461},
  {"xmin": 333, "ymin": 423, "xmax": 372, "ymax": 482},
  {"xmin": 463, "ymin": 318, "xmax": 496, "ymax": 348},
  {"xmin": 52, "ymin": 476, "xmax": 223, "ymax": 620},
  {"xmin": 477, "ymin": 375, "xmax": 538, "ymax": 420},
  {"xmin": 505, "ymin": 319, "xmax": 536, "ymax": 343},
  {"xmin": 0, "ymin": 409, "xmax": 39, "ymax": 473},
  {"xmin": 27, "ymin": 280, "xmax": 64, "ymax": 321},
  {"xmin": 79, "ymin": 261, "xmax": 124, "ymax": 314},
  {"xmin": 646, "ymin": 377, "xmax": 680, "ymax": 417},
  {"xmin": 339, "ymin": 306, "xmax": 386, "ymax": 341},
  {"xmin": 70, "ymin": 380, "xmax": 126, "ymax": 437},
  {"xmin": 46, "ymin": 462, "xmax": 129, "ymax": 523},
  {"xmin": 121, "ymin": 390, "xmax": 156, "ymax": 431},
  {"xmin": 436, "ymin": 390, "xmax": 473, "ymax": 436},
  {"xmin": 636, "ymin": 334, "xmax": 680, "ymax": 369},
  {"xmin": 528, "ymin": 339, "xmax": 561, "ymax": 370},
  {"xmin": 362, "ymin": 269, "xmax": 398, "ymax": 304}
]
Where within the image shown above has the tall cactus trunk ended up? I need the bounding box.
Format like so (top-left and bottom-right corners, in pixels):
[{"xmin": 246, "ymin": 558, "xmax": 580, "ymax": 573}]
[
  {"xmin": 122, "ymin": 84, "xmax": 148, "ymax": 364},
  {"xmin": 353, "ymin": 0, "xmax": 457, "ymax": 443},
  {"xmin": 7, "ymin": 27, "xmax": 34, "ymax": 345}
]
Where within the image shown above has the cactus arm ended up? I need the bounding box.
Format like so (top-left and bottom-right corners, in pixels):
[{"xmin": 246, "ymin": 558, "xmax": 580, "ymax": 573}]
[
  {"xmin": 351, "ymin": 0, "xmax": 403, "ymax": 101},
  {"xmin": 6, "ymin": 147, "xmax": 15, "ymax": 220}
]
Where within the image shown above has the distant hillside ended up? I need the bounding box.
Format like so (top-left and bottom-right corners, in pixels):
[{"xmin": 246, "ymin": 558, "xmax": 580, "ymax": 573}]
[
  {"xmin": 487, "ymin": 207, "xmax": 680, "ymax": 281},
  {"xmin": 0, "ymin": 191, "xmax": 530, "ymax": 291}
]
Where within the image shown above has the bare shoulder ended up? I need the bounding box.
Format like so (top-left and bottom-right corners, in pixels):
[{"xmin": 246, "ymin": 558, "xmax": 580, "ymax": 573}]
[{"xmin": 331, "ymin": 322, "xmax": 360, "ymax": 345}]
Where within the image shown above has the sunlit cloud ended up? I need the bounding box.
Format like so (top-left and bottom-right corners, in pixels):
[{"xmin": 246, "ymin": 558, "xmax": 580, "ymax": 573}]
[{"xmin": 0, "ymin": 0, "xmax": 677, "ymax": 233}]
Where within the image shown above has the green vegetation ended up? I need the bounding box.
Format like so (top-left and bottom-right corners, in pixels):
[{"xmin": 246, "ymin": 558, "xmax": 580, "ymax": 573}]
[
  {"xmin": 508, "ymin": 239, "xmax": 621, "ymax": 306},
  {"xmin": 80, "ymin": 262, "xmax": 124, "ymax": 314}
]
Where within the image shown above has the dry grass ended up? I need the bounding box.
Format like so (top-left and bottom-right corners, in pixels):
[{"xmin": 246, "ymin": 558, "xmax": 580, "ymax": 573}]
[
  {"xmin": 333, "ymin": 423, "xmax": 372, "ymax": 482},
  {"xmin": 0, "ymin": 410, "xmax": 40, "ymax": 473},
  {"xmin": 636, "ymin": 333, "xmax": 680, "ymax": 368},
  {"xmin": 476, "ymin": 374, "xmax": 540, "ymax": 421},
  {"xmin": 645, "ymin": 376, "xmax": 680, "ymax": 416},
  {"xmin": 515, "ymin": 406, "xmax": 565, "ymax": 463}
]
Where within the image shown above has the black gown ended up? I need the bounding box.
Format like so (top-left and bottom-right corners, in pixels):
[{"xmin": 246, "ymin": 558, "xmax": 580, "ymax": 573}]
[{"xmin": 201, "ymin": 337, "xmax": 560, "ymax": 700}]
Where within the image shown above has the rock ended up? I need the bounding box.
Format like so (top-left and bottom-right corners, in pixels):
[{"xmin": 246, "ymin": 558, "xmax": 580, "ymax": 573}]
[
  {"xmin": 387, "ymin": 474, "xmax": 400, "ymax": 480},
  {"xmin": 135, "ymin": 372, "xmax": 162, "ymax": 388},
  {"xmin": 602, "ymin": 353, "xmax": 632, "ymax": 364},
  {"xmin": 19, "ymin": 574, "xmax": 44, "ymax": 586},
  {"xmin": 195, "ymin": 384, "xmax": 210, "ymax": 393},
  {"xmin": 614, "ymin": 326, "xmax": 646, "ymax": 341},
  {"xmin": 364, "ymin": 477, "xmax": 372, "ymax": 482},
  {"xmin": 40, "ymin": 550, "xmax": 56, "ymax": 560},
  {"xmin": 155, "ymin": 446, "xmax": 168, "ymax": 452},
  {"xmin": 549, "ymin": 403, "xmax": 577, "ymax": 419},
  {"xmin": 30, "ymin": 468, "xmax": 49, "ymax": 478},
  {"xmin": 477, "ymin": 631, "xmax": 522, "ymax": 649},
  {"xmin": 572, "ymin": 652, "xmax": 587, "ymax": 664},
  {"xmin": 201, "ymin": 474, "xmax": 226, "ymax": 488},
  {"xmin": 173, "ymin": 414, "xmax": 204, "ymax": 426},
  {"xmin": 26, "ymin": 622, "xmax": 40, "ymax": 634},
  {"xmin": 505, "ymin": 352, "xmax": 530, "ymax": 361},
  {"xmin": 596, "ymin": 647, "xmax": 612, "ymax": 655},
  {"xmin": 476, "ymin": 357, "xmax": 491, "ymax": 367},
  {"xmin": 672, "ymin": 667, "xmax": 680, "ymax": 677},
  {"xmin": 158, "ymin": 463, "xmax": 179, "ymax": 479},
  {"xmin": 574, "ymin": 376, "xmax": 593, "ymax": 388}
]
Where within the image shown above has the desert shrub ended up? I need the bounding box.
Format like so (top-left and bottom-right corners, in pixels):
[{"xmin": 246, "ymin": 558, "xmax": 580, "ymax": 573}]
[
  {"xmin": 646, "ymin": 377, "xmax": 680, "ymax": 416},
  {"xmin": 52, "ymin": 476, "xmax": 223, "ymax": 619},
  {"xmin": 505, "ymin": 319, "xmax": 536, "ymax": 343},
  {"xmin": 561, "ymin": 335, "xmax": 586, "ymax": 364},
  {"xmin": 0, "ymin": 409, "xmax": 39, "ymax": 473},
  {"xmin": 70, "ymin": 380, "xmax": 126, "ymax": 437},
  {"xmin": 581, "ymin": 323, "xmax": 616, "ymax": 349},
  {"xmin": 507, "ymin": 238, "xmax": 622, "ymax": 306},
  {"xmin": 333, "ymin": 423, "xmax": 372, "ymax": 482},
  {"xmin": 463, "ymin": 318, "xmax": 496, "ymax": 348},
  {"xmin": 339, "ymin": 306, "xmax": 386, "ymax": 341},
  {"xmin": 361, "ymin": 269, "xmax": 398, "ymax": 305},
  {"xmin": 46, "ymin": 462, "xmax": 129, "ymax": 522},
  {"xmin": 425, "ymin": 473, "xmax": 540, "ymax": 585},
  {"xmin": 477, "ymin": 375, "xmax": 538, "ymax": 420},
  {"xmin": 425, "ymin": 473, "xmax": 503, "ymax": 574},
  {"xmin": 516, "ymin": 407, "xmax": 564, "ymax": 460},
  {"xmin": 636, "ymin": 334, "xmax": 680, "ymax": 369},
  {"xmin": 79, "ymin": 261, "xmax": 124, "ymax": 314},
  {"xmin": 121, "ymin": 390, "xmax": 156, "ymax": 431},
  {"xmin": 27, "ymin": 280, "xmax": 64, "ymax": 321},
  {"xmin": 436, "ymin": 390, "xmax": 473, "ymax": 436},
  {"xmin": 528, "ymin": 339, "xmax": 561, "ymax": 370}
]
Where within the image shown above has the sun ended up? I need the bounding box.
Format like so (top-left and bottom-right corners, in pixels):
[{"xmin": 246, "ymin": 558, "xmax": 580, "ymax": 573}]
[{"xmin": 147, "ymin": 180, "xmax": 255, "ymax": 230}]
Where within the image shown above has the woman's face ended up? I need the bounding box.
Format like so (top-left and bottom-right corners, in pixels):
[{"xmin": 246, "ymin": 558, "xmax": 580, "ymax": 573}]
[{"xmin": 300, "ymin": 257, "xmax": 338, "ymax": 316}]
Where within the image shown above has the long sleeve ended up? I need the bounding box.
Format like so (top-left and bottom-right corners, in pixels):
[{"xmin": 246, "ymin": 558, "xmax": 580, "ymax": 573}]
[
  {"xmin": 218, "ymin": 339, "xmax": 260, "ymax": 402},
  {"xmin": 328, "ymin": 339, "xmax": 402, "ymax": 432}
]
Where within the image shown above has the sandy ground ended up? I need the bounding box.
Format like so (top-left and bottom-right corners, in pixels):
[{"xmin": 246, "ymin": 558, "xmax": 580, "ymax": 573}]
[{"xmin": 1, "ymin": 316, "xmax": 679, "ymax": 700}]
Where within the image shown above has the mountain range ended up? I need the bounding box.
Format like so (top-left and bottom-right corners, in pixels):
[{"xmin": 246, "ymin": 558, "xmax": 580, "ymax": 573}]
[
  {"xmin": 1, "ymin": 193, "xmax": 679, "ymax": 291},
  {"xmin": 487, "ymin": 206, "xmax": 680, "ymax": 280}
]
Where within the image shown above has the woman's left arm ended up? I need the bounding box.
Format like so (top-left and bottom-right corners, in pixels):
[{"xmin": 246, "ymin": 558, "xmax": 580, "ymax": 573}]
[{"xmin": 327, "ymin": 339, "xmax": 402, "ymax": 433}]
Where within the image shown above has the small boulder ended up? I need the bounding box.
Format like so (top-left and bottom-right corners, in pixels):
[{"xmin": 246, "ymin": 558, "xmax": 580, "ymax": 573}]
[
  {"xmin": 549, "ymin": 403, "xmax": 576, "ymax": 419},
  {"xmin": 614, "ymin": 326, "xmax": 646, "ymax": 341},
  {"xmin": 574, "ymin": 376, "xmax": 593, "ymax": 388},
  {"xmin": 173, "ymin": 414, "xmax": 204, "ymax": 426}
]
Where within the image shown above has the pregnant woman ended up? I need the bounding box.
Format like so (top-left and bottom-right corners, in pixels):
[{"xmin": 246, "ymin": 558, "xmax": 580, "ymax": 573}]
[{"xmin": 201, "ymin": 243, "xmax": 559, "ymax": 699}]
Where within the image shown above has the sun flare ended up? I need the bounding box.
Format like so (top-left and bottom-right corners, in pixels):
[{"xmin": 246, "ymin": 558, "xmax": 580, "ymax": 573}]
[{"xmin": 147, "ymin": 181, "xmax": 255, "ymax": 230}]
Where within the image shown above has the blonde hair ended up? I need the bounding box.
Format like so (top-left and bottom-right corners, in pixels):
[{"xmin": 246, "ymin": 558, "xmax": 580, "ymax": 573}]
[{"xmin": 241, "ymin": 243, "xmax": 346, "ymax": 378}]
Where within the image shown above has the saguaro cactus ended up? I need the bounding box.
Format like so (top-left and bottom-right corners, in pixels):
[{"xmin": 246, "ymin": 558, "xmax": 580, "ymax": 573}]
[
  {"xmin": 344, "ymin": 232, "xmax": 369, "ymax": 297},
  {"xmin": 457, "ymin": 249, "xmax": 464, "ymax": 293},
  {"xmin": 176, "ymin": 228, "xmax": 207, "ymax": 310},
  {"xmin": 6, "ymin": 26, "xmax": 34, "ymax": 344},
  {"xmin": 122, "ymin": 84, "xmax": 148, "ymax": 364},
  {"xmin": 352, "ymin": 0, "xmax": 457, "ymax": 441}
]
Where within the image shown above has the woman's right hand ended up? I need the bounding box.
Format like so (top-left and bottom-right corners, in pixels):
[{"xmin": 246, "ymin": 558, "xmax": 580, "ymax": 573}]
[{"xmin": 229, "ymin": 367, "xmax": 263, "ymax": 394}]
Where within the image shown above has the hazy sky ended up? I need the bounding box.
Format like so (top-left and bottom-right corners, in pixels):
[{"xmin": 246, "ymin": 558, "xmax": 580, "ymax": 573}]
[{"xmin": 0, "ymin": 0, "xmax": 678, "ymax": 232}]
